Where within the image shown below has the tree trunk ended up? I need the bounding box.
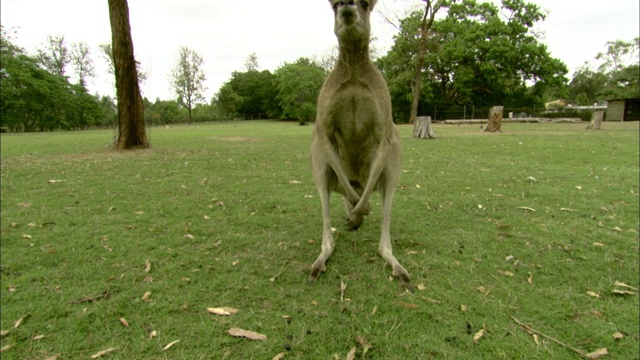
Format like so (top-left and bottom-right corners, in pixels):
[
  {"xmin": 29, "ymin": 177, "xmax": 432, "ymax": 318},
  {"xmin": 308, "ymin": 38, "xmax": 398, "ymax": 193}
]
[
  {"xmin": 586, "ymin": 110, "xmax": 604, "ymax": 130},
  {"xmin": 483, "ymin": 106, "xmax": 503, "ymax": 132},
  {"xmin": 413, "ymin": 116, "xmax": 436, "ymax": 139},
  {"xmin": 409, "ymin": 3, "xmax": 430, "ymax": 125},
  {"xmin": 108, "ymin": 0, "xmax": 148, "ymax": 149}
]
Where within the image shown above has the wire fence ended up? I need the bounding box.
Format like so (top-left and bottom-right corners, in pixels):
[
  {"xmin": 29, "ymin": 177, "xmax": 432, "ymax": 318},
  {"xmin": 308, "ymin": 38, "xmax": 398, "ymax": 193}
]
[{"xmin": 418, "ymin": 105, "xmax": 601, "ymax": 122}]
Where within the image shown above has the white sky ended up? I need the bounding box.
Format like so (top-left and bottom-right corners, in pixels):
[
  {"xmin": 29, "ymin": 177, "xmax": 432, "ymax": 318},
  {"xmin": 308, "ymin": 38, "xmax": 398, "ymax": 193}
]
[{"xmin": 1, "ymin": 0, "xmax": 638, "ymax": 101}]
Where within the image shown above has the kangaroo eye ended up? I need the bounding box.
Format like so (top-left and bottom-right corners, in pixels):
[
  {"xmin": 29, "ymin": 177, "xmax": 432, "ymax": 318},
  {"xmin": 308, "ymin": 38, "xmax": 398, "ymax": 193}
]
[{"xmin": 360, "ymin": 1, "xmax": 369, "ymax": 10}]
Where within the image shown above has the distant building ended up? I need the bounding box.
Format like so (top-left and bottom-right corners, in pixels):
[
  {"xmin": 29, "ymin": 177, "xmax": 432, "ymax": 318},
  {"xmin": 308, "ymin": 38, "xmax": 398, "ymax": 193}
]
[{"xmin": 606, "ymin": 98, "xmax": 640, "ymax": 121}]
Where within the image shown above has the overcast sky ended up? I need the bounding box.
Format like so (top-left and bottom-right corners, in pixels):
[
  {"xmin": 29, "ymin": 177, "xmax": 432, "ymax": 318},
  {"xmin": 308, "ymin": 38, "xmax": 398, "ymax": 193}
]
[{"xmin": 1, "ymin": 0, "xmax": 638, "ymax": 101}]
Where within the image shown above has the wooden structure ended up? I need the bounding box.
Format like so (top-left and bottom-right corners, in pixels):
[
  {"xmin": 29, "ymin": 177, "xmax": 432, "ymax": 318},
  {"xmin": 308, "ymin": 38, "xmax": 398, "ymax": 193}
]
[{"xmin": 606, "ymin": 98, "xmax": 640, "ymax": 121}]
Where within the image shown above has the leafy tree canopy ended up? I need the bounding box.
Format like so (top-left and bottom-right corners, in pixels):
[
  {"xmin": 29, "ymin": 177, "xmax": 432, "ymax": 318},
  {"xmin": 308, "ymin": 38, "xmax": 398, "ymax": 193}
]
[
  {"xmin": 376, "ymin": 0, "xmax": 568, "ymax": 121},
  {"xmin": 1, "ymin": 26, "xmax": 105, "ymax": 132},
  {"xmin": 215, "ymin": 69, "xmax": 280, "ymax": 119},
  {"xmin": 273, "ymin": 57, "xmax": 325, "ymax": 125}
]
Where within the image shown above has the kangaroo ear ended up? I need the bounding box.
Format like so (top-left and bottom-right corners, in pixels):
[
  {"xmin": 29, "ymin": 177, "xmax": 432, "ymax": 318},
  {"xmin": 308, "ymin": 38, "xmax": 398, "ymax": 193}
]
[{"xmin": 370, "ymin": 0, "xmax": 377, "ymax": 9}]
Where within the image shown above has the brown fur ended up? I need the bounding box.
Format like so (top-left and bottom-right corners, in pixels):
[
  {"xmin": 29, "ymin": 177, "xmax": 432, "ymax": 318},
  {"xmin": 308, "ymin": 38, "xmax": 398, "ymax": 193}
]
[{"xmin": 309, "ymin": 0, "xmax": 412, "ymax": 290}]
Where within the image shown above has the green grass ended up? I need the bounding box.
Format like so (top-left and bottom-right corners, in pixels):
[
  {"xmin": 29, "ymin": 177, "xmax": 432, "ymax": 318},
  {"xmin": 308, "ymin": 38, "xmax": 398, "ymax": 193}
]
[{"xmin": 1, "ymin": 121, "xmax": 638, "ymax": 359}]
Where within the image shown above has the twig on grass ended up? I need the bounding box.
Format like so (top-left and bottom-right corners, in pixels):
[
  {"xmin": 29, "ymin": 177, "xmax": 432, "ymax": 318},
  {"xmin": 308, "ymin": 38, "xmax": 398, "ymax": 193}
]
[
  {"xmin": 510, "ymin": 315, "xmax": 606, "ymax": 359},
  {"xmin": 71, "ymin": 289, "xmax": 112, "ymax": 304}
]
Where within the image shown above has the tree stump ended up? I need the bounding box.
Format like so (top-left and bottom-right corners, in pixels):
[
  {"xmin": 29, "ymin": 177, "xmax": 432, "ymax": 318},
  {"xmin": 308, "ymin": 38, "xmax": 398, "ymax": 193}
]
[
  {"xmin": 586, "ymin": 110, "xmax": 604, "ymax": 130},
  {"xmin": 483, "ymin": 106, "xmax": 503, "ymax": 132},
  {"xmin": 413, "ymin": 116, "xmax": 436, "ymax": 139}
]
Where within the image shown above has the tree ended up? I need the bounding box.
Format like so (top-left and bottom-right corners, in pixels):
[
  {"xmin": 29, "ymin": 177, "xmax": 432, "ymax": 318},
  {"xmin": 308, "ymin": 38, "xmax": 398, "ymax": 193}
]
[
  {"xmin": 376, "ymin": 0, "xmax": 568, "ymax": 122},
  {"xmin": 99, "ymin": 43, "xmax": 147, "ymax": 83},
  {"xmin": 316, "ymin": 45, "xmax": 338, "ymax": 74},
  {"xmin": 244, "ymin": 52, "xmax": 259, "ymax": 72},
  {"xmin": 568, "ymin": 38, "xmax": 640, "ymax": 103},
  {"xmin": 567, "ymin": 65, "xmax": 608, "ymax": 105},
  {"xmin": 215, "ymin": 82, "xmax": 244, "ymax": 119},
  {"xmin": 215, "ymin": 69, "xmax": 280, "ymax": 119},
  {"xmin": 37, "ymin": 35, "xmax": 70, "ymax": 77},
  {"xmin": 409, "ymin": 0, "xmax": 446, "ymax": 124},
  {"xmin": 596, "ymin": 38, "xmax": 640, "ymax": 73},
  {"xmin": 70, "ymin": 42, "xmax": 95, "ymax": 87},
  {"xmin": 170, "ymin": 46, "xmax": 207, "ymax": 124},
  {"xmin": 274, "ymin": 58, "xmax": 325, "ymax": 125},
  {"xmin": 107, "ymin": 0, "xmax": 149, "ymax": 148}
]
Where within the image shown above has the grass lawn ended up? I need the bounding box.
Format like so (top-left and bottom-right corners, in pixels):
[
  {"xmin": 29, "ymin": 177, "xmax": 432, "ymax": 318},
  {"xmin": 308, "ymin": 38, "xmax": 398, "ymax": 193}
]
[{"xmin": 1, "ymin": 120, "xmax": 638, "ymax": 359}]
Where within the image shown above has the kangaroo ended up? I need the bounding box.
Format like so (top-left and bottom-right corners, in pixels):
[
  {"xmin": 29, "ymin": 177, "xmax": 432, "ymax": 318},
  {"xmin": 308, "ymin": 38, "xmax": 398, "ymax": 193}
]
[{"xmin": 309, "ymin": 0, "xmax": 412, "ymax": 291}]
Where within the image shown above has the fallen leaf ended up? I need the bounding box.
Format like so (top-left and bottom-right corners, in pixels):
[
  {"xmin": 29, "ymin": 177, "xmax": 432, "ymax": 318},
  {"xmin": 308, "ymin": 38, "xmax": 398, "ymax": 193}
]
[
  {"xmin": 528, "ymin": 273, "xmax": 533, "ymax": 284},
  {"xmin": 586, "ymin": 348, "xmax": 608, "ymax": 359},
  {"xmin": 141, "ymin": 291, "xmax": 152, "ymax": 301},
  {"xmin": 273, "ymin": 352, "xmax": 286, "ymax": 360},
  {"xmin": 14, "ymin": 314, "xmax": 30, "ymax": 329},
  {"xmin": 575, "ymin": 185, "xmax": 582, "ymax": 190},
  {"xmin": 162, "ymin": 340, "xmax": 180, "ymax": 351},
  {"xmin": 311, "ymin": 300, "xmax": 318, "ymax": 306},
  {"xmin": 203, "ymin": 215, "xmax": 210, "ymax": 220},
  {"xmin": 32, "ymin": 334, "xmax": 45, "ymax": 340},
  {"xmin": 498, "ymin": 270, "xmax": 514, "ymax": 277},
  {"xmin": 144, "ymin": 259, "xmax": 151, "ymax": 273},
  {"xmin": 396, "ymin": 302, "xmax": 418, "ymax": 309},
  {"xmin": 593, "ymin": 242, "xmax": 605, "ymax": 247},
  {"xmin": 90, "ymin": 348, "xmax": 117, "ymax": 359},
  {"xmin": 533, "ymin": 334, "xmax": 540, "ymax": 345},
  {"xmin": 289, "ymin": 180, "xmax": 302, "ymax": 184},
  {"xmin": 612, "ymin": 332, "xmax": 624, "ymax": 340},
  {"xmin": 149, "ymin": 330, "xmax": 157, "ymax": 339},
  {"xmin": 184, "ymin": 234, "xmax": 195, "ymax": 239},
  {"xmin": 48, "ymin": 179, "xmax": 65, "ymax": 184},
  {"xmin": 227, "ymin": 327, "xmax": 267, "ymax": 341},
  {"xmin": 355, "ymin": 335, "xmax": 372, "ymax": 356},
  {"xmin": 1, "ymin": 345, "xmax": 12, "ymax": 352},
  {"xmin": 614, "ymin": 281, "xmax": 638, "ymax": 291},
  {"xmin": 133, "ymin": 211, "xmax": 144, "ymax": 215},
  {"xmin": 346, "ymin": 347, "xmax": 357, "ymax": 360},
  {"xmin": 586, "ymin": 291, "xmax": 600, "ymax": 298},
  {"xmin": 473, "ymin": 324, "xmax": 487, "ymax": 343},
  {"xmin": 476, "ymin": 286, "xmax": 489, "ymax": 295},
  {"xmin": 207, "ymin": 307, "xmax": 239, "ymax": 316},
  {"xmin": 371, "ymin": 306, "xmax": 377, "ymax": 316},
  {"xmin": 0, "ymin": 330, "xmax": 9, "ymax": 337},
  {"xmin": 612, "ymin": 226, "xmax": 622, "ymax": 232},
  {"xmin": 461, "ymin": 304, "xmax": 468, "ymax": 312},
  {"xmin": 518, "ymin": 206, "xmax": 536, "ymax": 212},
  {"xmin": 416, "ymin": 283, "xmax": 427, "ymax": 291},
  {"xmin": 119, "ymin": 317, "xmax": 129, "ymax": 327},
  {"xmin": 612, "ymin": 289, "xmax": 635, "ymax": 296}
]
